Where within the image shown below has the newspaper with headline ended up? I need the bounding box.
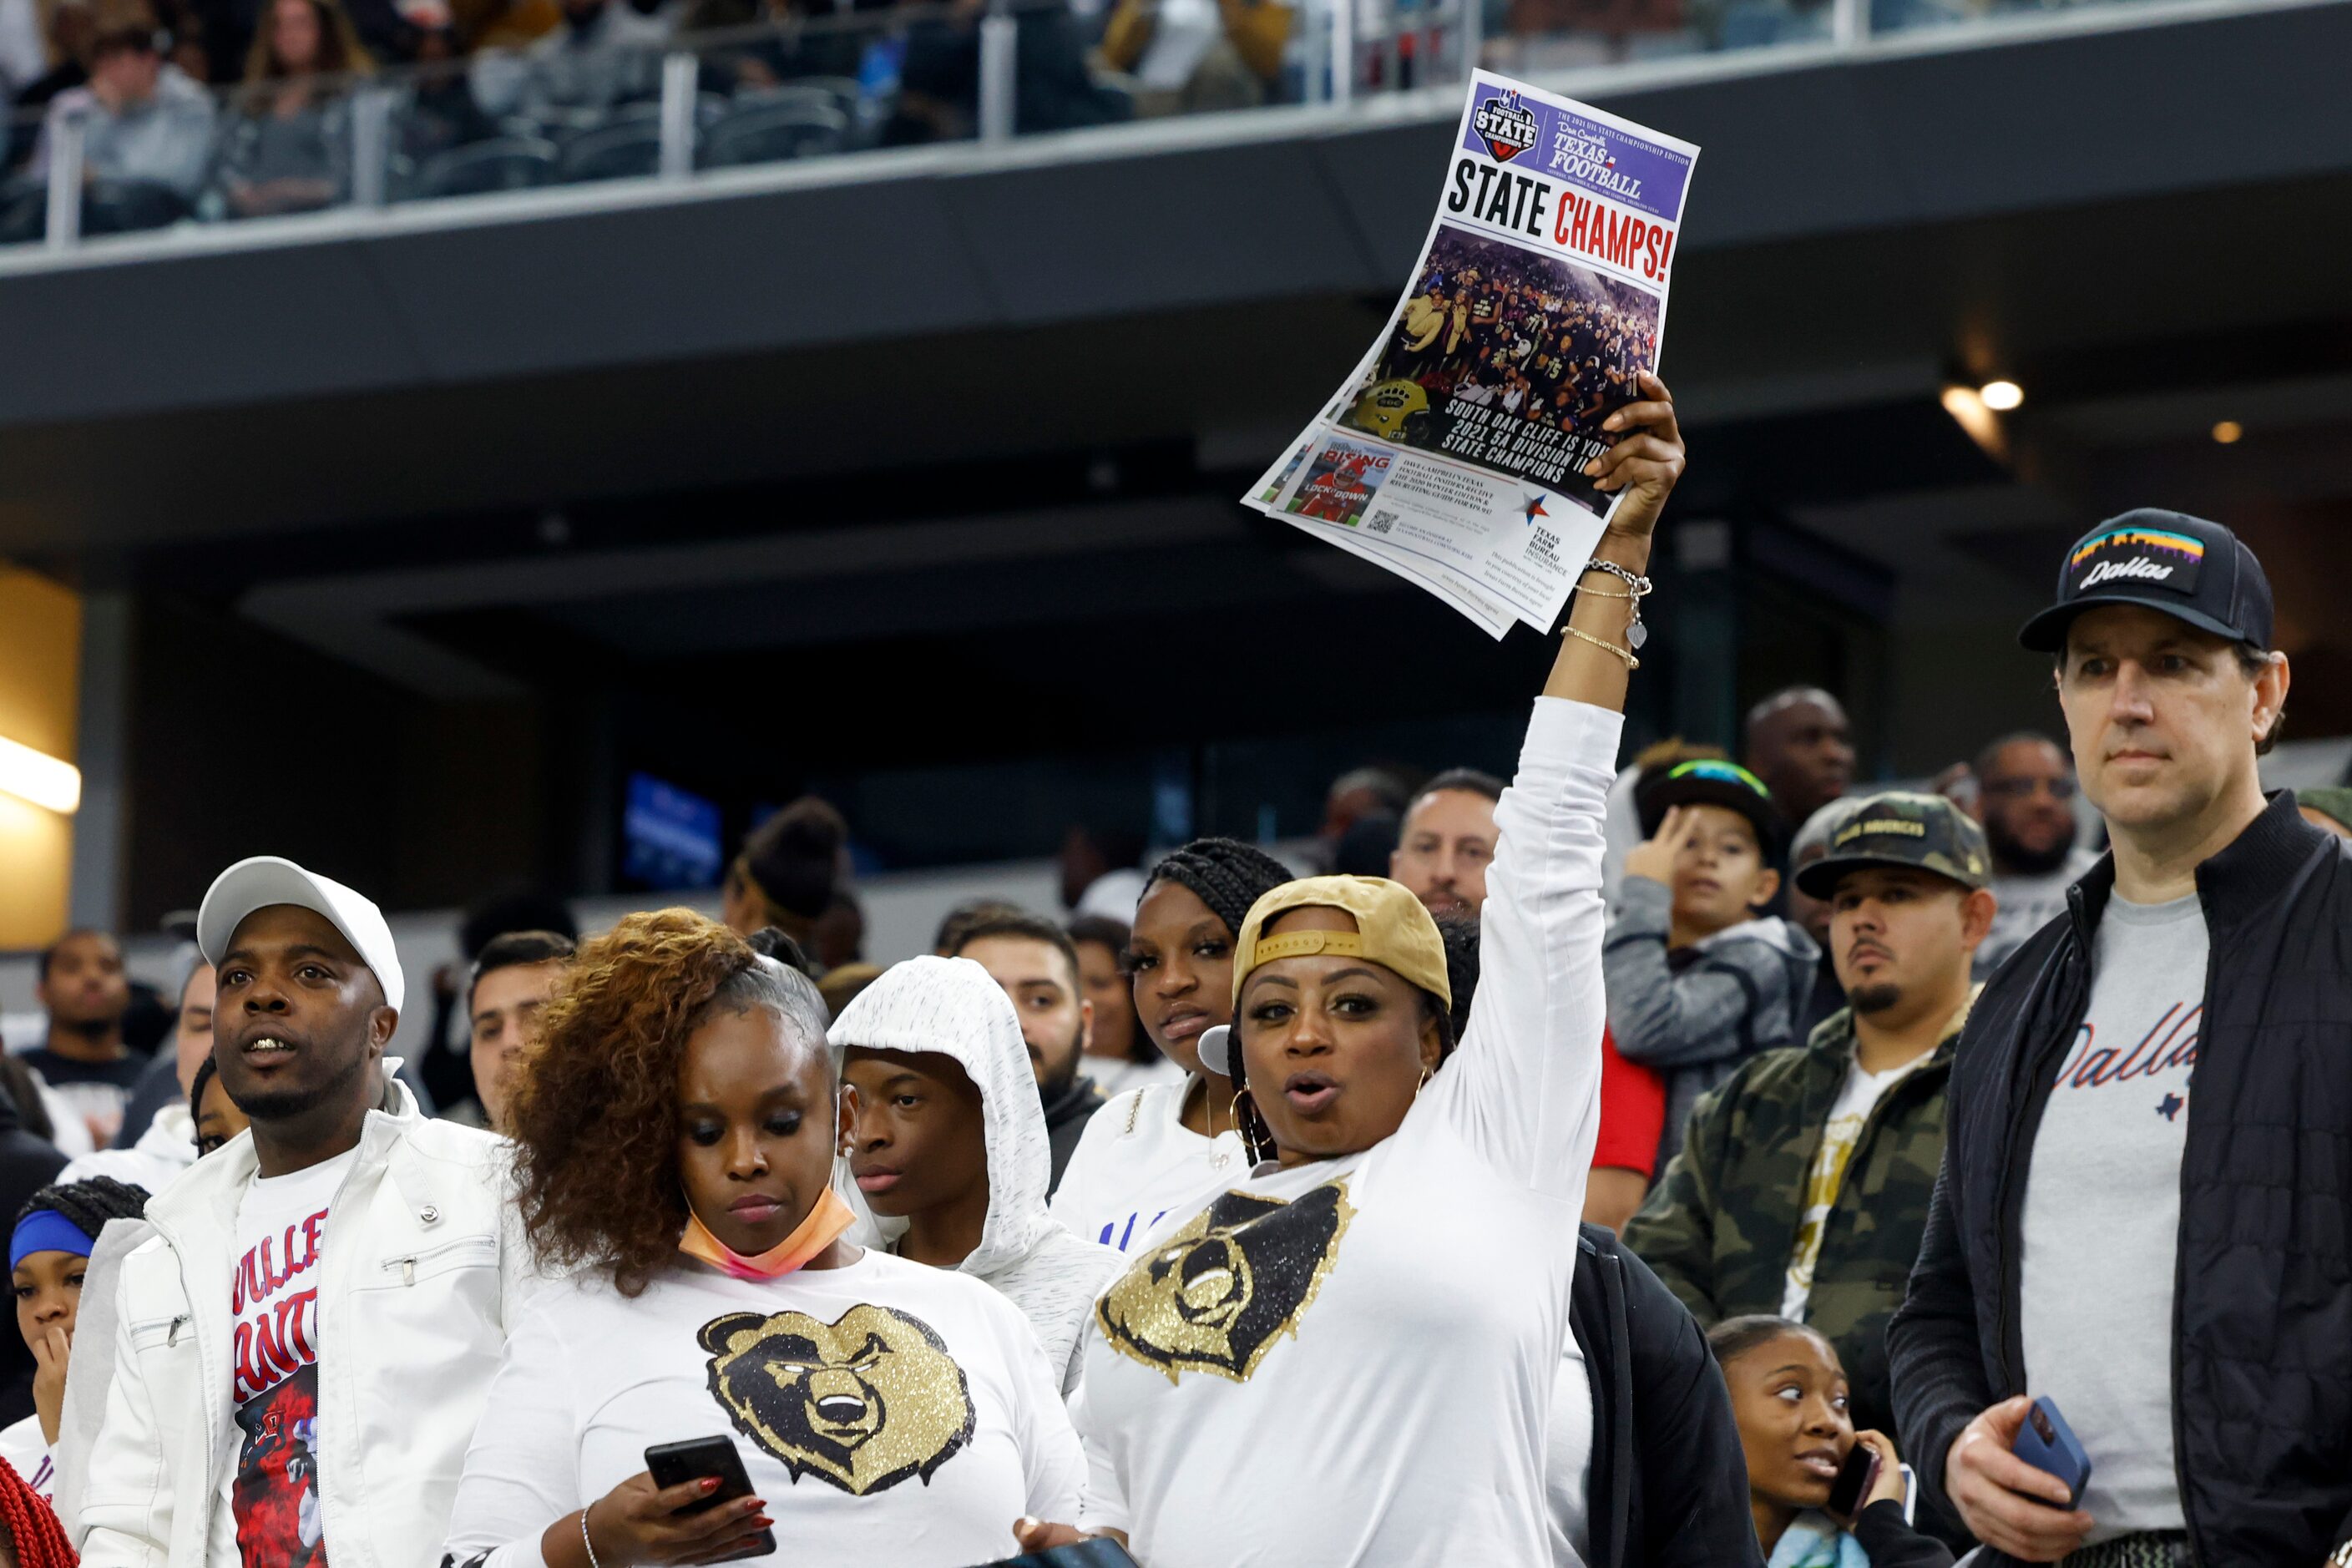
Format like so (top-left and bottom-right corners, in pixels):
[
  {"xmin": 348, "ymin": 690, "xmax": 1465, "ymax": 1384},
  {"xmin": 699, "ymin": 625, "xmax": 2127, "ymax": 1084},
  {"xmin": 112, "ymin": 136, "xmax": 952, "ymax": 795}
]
[{"xmin": 1247, "ymin": 73, "xmax": 1698, "ymax": 637}]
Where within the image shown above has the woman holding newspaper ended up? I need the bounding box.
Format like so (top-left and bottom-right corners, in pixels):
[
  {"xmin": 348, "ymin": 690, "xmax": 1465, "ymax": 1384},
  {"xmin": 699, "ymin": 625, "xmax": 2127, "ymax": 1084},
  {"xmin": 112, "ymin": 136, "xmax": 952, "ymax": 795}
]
[{"xmin": 1012, "ymin": 372, "xmax": 1685, "ymax": 1567}]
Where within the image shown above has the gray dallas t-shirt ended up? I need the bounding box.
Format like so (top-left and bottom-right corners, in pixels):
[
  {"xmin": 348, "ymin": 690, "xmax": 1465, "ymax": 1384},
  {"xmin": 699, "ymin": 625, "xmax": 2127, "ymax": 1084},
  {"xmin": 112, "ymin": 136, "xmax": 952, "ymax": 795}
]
[{"xmin": 2018, "ymin": 891, "xmax": 2204, "ymax": 1540}]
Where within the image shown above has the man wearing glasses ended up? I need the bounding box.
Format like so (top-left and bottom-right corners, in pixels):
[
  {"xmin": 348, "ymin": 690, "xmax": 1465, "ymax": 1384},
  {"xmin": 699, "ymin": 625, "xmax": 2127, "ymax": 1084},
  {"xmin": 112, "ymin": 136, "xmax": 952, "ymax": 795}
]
[{"xmin": 1967, "ymin": 733, "xmax": 2095, "ymax": 978}]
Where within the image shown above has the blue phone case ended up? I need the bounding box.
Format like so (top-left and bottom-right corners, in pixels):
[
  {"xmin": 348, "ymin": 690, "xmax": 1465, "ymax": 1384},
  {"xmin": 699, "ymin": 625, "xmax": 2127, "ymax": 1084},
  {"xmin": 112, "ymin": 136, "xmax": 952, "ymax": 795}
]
[{"xmin": 2011, "ymin": 1396, "xmax": 2093, "ymax": 1505}]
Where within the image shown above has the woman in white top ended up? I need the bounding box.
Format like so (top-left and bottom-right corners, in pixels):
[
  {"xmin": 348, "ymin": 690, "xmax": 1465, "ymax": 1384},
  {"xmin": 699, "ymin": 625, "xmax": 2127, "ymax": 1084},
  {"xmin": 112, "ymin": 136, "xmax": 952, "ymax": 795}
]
[
  {"xmin": 1018, "ymin": 373, "xmax": 1685, "ymax": 1567},
  {"xmin": 1048, "ymin": 839, "xmax": 1296, "ymax": 1257},
  {"xmin": 2, "ymin": 1176, "xmax": 153, "ymax": 1508},
  {"xmin": 443, "ymin": 915, "xmax": 1082, "ymax": 1568},
  {"xmin": 1065, "ymin": 916, "xmax": 1186, "ymax": 1102}
]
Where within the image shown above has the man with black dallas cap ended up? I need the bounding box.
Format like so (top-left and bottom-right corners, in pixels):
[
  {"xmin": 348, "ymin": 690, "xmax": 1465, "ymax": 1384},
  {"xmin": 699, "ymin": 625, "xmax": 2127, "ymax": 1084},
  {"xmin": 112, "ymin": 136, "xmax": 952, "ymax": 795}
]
[
  {"xmin": 1889, "ymin": 511, "xmax": 2352, "ymax": 1568},
  {"xmin": 78, "ymin": 857, "xmax": 527, "ymax": 1568}
]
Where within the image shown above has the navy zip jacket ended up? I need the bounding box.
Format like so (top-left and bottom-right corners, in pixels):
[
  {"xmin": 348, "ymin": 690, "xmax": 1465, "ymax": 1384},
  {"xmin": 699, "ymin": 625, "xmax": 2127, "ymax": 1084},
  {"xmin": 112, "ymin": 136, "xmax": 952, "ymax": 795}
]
[
  {"xmin": 1889, "ymin": 792, "xmax": 2352, "ymax": 1565},
  {"xmin": 1572, "ymin": 1224, "xmax": 1762, "ymax": 1568}
]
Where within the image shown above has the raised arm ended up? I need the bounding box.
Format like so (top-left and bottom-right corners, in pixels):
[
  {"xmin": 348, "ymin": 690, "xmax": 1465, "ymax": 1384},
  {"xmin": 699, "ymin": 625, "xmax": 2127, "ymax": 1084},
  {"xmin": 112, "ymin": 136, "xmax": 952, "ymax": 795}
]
[
  {"xmin": 1603, "ymin": 872, "xmax": 1778, "ymax": 1070},
  {"xmin": 1419, "ymin": 374, "xmax": 1682, "ymax": 1202}
]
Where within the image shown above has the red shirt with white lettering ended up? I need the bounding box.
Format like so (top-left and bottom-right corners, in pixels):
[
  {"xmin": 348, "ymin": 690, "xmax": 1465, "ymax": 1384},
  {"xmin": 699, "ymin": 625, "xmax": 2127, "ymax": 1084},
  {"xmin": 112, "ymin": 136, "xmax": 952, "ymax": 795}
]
[{"xmin": 222, "ymin": 1146, "xmax": 353, "ymax": 1568}]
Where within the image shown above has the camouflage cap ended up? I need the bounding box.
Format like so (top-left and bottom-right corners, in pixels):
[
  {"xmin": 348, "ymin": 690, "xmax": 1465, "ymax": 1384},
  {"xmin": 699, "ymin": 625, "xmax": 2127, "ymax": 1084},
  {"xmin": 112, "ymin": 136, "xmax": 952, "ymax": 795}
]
[{"xmin": 1792, "ymin": 790, "xmax": 1990, "ymax": 898}]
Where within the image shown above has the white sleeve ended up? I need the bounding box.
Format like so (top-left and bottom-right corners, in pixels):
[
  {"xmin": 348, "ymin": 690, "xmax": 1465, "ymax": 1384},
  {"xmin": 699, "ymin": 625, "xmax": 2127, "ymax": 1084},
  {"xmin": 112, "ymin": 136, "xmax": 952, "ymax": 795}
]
[
  {"xmin": 1071, "ymin": 1378, "xmax": 1130, "ymax": 1539},
  {"xmin": 53, "ymin": 1218, "xmax": 151, "ymax": 1542},
  {"xmin": 72, "ymin": 1279, "xmax": 169, "ymax": 1567},
  {"xmin": 1415, "ymin": 695, "xmax": 1620, "ymax": 1202},
  {"xmin": 1006, "ymin": 1311, "xmax": 1084, "ymax": 1523},
  {"xmin": 440, "ymin": 1297, "xmax": 580, "ymax": 1568}
]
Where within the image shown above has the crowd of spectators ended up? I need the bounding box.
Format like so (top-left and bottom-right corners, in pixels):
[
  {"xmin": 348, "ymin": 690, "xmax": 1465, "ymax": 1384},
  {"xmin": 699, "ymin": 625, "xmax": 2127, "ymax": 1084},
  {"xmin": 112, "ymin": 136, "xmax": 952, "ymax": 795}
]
[
  {"xmin": 1370, "ymin": 230, "xmax": 1663, "ymax": 444},
  {"xmin": 4, "ymin": 428, "xmax": 2351, "ymax": 1562},
  {"xmin": 0, "ymin": 0, "xmax": 2168, "ymax": 240},
  {"xmin": 0, "ymin": 0, "xmax": 1141, "ymax": 234}
]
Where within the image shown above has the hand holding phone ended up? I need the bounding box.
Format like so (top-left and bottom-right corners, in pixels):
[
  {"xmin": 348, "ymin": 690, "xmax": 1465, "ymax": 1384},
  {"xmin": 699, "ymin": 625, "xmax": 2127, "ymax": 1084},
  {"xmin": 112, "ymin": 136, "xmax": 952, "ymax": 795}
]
[
  {"xmin": 2010, "ymin": 1397, "xmax": 2092, "ymax": 1508},
  {"xmin": 1827, "ymin": 1444, "xmax": 1881, "ymax": 1520},
  {"xmin": 569, "ymin": 1437, "xmax": 774, "ymax": 1565},
  {"xmin": 1943, "ymin": 1395, "xmax": 2094, "ymax": 1562},
  {"xmin": 1001, "ymin": 1519, "xmax": 1142, "ymax": 1566}
]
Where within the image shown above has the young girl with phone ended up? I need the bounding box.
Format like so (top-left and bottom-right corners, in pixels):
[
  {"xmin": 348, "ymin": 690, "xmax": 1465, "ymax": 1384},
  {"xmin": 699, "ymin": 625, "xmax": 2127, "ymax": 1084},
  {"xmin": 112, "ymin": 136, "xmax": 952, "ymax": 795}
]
[
  {"xmin": 440, "ymin": 919, "xmax": 1081, "ymax": 1568},
  {"xmin": 1709, "ymin": 1316, "xmax": 1952, "ymax": 1568}
]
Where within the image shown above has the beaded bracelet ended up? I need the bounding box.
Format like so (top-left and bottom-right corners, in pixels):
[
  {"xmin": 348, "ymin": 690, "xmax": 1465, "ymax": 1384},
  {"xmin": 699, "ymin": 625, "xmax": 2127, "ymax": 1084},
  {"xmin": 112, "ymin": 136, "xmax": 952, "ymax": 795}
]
[{"xmin": 1563, "ymin": 625, "xmax": 1640, "ymax": 670}]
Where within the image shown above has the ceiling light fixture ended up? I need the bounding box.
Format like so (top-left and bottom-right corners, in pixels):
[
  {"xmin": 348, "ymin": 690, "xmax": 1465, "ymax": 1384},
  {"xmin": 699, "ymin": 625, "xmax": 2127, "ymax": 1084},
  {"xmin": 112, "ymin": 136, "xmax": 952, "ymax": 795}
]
[
  {"xmin": 1940, "ymin": 385, "xmax": 2007, "ymax": 459},
  {"xmin": 2212, "ymin": 421, "xmax": 2243, "ymax": 444},
  {"xmin": 0, "ymin": 734, "xmax": 80, "ymax": 814},
  {"xmin": 1977, "ymin": 379, "xmax": 2024, "ymax": 412}
]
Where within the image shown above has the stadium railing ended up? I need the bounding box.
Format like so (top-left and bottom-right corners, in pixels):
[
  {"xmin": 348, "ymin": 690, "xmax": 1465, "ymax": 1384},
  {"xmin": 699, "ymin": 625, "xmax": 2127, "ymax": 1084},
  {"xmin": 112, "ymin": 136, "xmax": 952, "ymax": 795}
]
[{"xmin": 0, "ymin": 0, "xmax": 2301, "ymax": 251}]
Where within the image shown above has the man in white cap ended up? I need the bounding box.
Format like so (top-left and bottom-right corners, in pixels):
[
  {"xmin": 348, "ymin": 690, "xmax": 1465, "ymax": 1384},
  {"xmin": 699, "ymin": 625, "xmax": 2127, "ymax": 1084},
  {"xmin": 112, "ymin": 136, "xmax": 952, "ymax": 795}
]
[{"xmin": 75, "ymin": 857, "xmax": 529, "ymax": 1568}]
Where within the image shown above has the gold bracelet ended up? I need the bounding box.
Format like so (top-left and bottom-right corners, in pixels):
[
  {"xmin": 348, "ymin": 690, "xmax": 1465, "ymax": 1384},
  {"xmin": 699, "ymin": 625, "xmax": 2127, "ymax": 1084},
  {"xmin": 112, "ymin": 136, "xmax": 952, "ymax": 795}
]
[{"xmin": 1563, "ymin": 625, "xmax": 1639, "ymax": 669}]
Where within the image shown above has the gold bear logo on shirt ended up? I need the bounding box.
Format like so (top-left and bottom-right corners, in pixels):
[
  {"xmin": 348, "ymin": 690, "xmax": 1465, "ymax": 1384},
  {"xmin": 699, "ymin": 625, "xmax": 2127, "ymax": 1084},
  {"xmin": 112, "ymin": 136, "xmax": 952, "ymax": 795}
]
[
  {"xmin": 1095, "ymin": 1181, "xmax": 1355, "ymax": 1383},
  {"xmin": 696, "ymin": 1303, "xmax": 975, "ymax": 1495}
]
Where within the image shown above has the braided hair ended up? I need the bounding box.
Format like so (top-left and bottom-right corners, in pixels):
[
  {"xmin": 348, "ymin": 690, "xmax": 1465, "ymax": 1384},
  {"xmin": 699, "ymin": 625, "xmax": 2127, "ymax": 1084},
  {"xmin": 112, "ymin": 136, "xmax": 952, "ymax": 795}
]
[
  {"xmin": 1139, "ymin": 838, "xmax": 1294, "ymax": 940},
  {"xmin": 14, "ymin": 1175, "xmax": 150, "ymax": 1238},
  {"xmin": 0, "ymin": 1454, "xmax": 73, "ymax": 1568}
]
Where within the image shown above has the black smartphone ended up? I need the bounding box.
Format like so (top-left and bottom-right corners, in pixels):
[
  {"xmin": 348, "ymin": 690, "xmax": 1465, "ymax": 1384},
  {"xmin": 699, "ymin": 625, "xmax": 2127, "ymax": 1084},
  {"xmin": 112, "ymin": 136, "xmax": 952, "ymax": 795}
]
[
  {"xmin": 979, "ymin": 1542, "xmax": 1144, "ymax": 1567},
  {"xmin": 1826, "ymin": 1444, "xmax": 1881, "ymax": 1517},
  {"xmin": 642, "ymin": 1436, "xmax": 774, "ymax": 1561}
]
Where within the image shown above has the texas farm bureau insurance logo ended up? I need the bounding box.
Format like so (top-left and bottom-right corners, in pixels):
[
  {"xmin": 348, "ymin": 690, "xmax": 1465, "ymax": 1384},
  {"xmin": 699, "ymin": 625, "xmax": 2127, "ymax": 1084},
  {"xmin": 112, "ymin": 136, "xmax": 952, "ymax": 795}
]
[{"xmin": 1473, "ymin": 89, "xmax": 1539, "ymax": 164}]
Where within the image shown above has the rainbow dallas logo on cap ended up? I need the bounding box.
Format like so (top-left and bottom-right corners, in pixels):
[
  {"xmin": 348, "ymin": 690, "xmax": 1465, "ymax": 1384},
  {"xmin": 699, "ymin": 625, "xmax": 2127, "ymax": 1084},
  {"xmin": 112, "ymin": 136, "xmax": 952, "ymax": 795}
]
[{"xmin": 2067, "ymin": 525, "xmax": 2206, "ymax": 596}]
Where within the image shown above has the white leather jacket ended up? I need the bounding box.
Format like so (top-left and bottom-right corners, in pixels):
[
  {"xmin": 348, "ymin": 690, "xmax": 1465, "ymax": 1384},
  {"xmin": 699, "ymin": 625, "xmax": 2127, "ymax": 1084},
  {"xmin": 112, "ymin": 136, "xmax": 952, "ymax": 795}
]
[{"xmin": 75, "ymin": 1079, "xmax": 529, "ymax": 1568}]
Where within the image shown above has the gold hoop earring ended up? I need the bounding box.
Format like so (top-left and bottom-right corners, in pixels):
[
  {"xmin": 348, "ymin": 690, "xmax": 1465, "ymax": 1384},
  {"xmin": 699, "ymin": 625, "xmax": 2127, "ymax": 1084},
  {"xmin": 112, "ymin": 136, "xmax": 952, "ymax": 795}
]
[{"xmin": 1414, "ymin": 1064, "xmax": 1434, "ymax": 1098}]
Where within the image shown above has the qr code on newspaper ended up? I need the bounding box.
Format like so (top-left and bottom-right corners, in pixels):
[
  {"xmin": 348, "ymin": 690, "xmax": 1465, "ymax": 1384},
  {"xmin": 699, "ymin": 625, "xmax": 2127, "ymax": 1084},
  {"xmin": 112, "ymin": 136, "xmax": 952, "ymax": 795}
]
[{"xmin": 1367, "ymin": 509, "xmax": 1399, "ymax": 535}]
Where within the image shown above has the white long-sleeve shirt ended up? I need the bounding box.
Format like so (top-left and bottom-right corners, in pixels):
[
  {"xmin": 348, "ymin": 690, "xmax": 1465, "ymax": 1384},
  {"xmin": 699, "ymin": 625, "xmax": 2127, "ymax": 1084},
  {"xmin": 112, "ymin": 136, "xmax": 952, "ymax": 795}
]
[{"xmin": 1077, "ymin": 695, "xmax": 1617, "ymax": 1566}]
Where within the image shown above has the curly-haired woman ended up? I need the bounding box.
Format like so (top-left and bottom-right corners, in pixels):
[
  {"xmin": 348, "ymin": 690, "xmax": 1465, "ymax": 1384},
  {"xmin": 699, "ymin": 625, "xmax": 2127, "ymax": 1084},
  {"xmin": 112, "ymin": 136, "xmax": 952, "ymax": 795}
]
[
  {"xmin": 1015, "ymin": 374, "xmax": 1685, "ymax": 1566},
  {"xmin": 441, "ymin": 912, "xmax": 1080, "ymax": 1568}
]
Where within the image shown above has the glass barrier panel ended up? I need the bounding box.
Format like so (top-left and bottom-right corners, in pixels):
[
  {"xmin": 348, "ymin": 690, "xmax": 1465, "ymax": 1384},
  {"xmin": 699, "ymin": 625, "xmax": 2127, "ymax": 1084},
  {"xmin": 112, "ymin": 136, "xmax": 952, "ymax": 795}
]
[
  {"xmin": 0, "ymin": 0, "xmax": 2233, "ymax": 250},
  {"xmin": 1864, "ymin": 0, "xmax": 2097, "ymax": 40},
  {"xmin": 1482, "ymin": 0, "xmax": 1826, "ymax": 75},
  {"xmin": 1, "ymin": 103, "xmax": 46, "ymax": 246}
]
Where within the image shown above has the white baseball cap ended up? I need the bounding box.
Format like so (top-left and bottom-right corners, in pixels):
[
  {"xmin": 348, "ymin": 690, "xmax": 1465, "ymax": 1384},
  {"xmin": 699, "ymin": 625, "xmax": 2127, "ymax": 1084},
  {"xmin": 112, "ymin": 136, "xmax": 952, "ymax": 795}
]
[{"xmin": 196, "ymin": 857, "xmax": 405, "ymax": 1014}]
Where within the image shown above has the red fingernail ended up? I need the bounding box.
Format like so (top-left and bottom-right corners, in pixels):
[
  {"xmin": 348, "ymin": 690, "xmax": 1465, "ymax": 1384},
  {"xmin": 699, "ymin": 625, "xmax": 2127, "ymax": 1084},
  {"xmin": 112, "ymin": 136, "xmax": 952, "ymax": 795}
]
[{"xmin": 701, "ymin": 1478, "xmax": 721, "ymax": 1492}]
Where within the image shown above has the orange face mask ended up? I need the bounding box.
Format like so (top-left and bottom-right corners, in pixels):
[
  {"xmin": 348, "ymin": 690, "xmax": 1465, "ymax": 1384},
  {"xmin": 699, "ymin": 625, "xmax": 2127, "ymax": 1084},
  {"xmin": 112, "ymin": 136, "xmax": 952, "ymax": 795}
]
[{"xmin": 678, "ymin": 1187, "xmax": 857, "ymax": 1281}]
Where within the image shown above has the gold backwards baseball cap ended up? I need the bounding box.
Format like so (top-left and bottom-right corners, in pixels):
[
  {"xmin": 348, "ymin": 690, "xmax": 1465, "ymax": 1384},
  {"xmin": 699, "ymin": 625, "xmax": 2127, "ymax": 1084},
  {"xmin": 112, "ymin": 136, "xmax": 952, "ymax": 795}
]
[{"xmin": 1230, "ymin": 875, "xmax": 1453, "ymax": 1009}]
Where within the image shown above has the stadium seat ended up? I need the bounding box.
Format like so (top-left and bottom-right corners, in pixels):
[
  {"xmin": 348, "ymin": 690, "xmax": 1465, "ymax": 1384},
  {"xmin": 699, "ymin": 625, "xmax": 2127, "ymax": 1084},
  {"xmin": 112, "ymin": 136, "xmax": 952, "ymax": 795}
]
[
  {"xmin": 773, "ymin": 75, "xmax": 862, "ymax": 117},
  {"xmin": 411, "ymin": 135, "xmax": 560, "ymax": 199},
  {"xmin": 0, "ymin": 178, "xmax": 43, "ymax": 245},
  {"xmin": 697, "ymin": 100, "xmax": 848, "ymax": 169},
  {"xmin": 82, "ymin": 180, "xmax": 193, "ymax": 235},
  {"xmin": 560, "ymin": 119, "xmax": 666, "ymax": 183}
]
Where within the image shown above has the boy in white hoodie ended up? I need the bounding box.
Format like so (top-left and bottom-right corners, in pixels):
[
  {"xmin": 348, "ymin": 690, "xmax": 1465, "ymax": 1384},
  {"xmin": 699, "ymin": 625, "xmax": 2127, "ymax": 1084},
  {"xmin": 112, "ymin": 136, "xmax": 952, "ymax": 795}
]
[{"xmin": 832, "ymin": 957, "xmax": 1121, "ymax": 1396}]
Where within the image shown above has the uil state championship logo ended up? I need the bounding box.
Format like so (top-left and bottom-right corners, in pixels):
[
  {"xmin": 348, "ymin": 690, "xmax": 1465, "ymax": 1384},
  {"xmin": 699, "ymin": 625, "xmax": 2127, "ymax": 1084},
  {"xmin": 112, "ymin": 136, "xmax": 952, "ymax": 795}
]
[{"xmin": 1473, "ymin": 89, "xmax": 1539, "ymax": 164}]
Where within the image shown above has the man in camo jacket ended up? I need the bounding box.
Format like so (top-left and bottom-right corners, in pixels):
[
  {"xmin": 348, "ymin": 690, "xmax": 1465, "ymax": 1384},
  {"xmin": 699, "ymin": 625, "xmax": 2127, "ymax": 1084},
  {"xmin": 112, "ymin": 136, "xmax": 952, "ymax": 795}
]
[{"xmin": 1622, "ymin": 792, "xmax": 1995, "ymax": 1449}]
